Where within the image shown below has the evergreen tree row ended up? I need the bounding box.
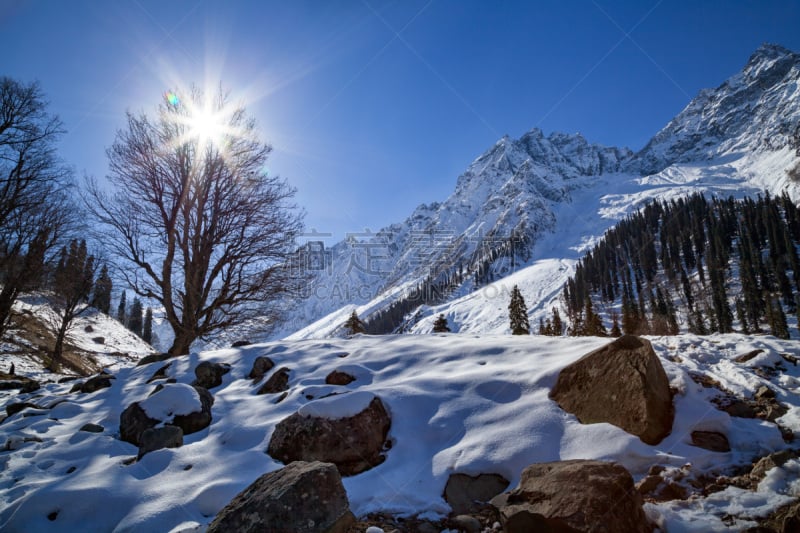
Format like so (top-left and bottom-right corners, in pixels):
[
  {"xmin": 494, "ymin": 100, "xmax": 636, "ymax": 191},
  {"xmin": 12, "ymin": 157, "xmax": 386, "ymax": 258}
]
[{"xmin": 561, "ymin": 192, "xmax": 800, "ymax": 338}]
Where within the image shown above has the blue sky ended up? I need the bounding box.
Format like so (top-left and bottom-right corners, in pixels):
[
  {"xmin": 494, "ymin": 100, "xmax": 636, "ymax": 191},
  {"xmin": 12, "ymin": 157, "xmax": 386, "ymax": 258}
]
[{"xmin": 2, "ymin": 1, "xmax": 799, "ymax": 242}]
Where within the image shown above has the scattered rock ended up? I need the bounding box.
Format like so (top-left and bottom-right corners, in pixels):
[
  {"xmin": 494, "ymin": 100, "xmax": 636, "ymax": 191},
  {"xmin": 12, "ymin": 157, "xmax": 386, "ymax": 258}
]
[
  {"xmin": 257, "ymin": 367, "xmax": 290, "ymax": 394},
  {"xmin": 780, "ymin": 353, "xmax": 798, "ymax": 366},
  {"xmin": 635, "ymin": 472, "xmax": 689, "ymax": 502},
  {"xmin": 84, "ymin": 325, "xmax": 94, "ymax": 333},
  {"xmin": 450, "ymin": 515, "xmax": 482, "ymax": 533},
  {"xmin": 146, "ymin": 363, "xmax": 172, "ymax": 384},
  {"xmin": 549, "ymin": 335, "xmax": 674, "ymax": 445},
  {"xmin": 268, "ymin": 395, "xmax": 391, "ymax": 476},
  {"xmin": 491, "ymin": 460, "xmax": 652, "ymax": 533},
  {"xmin": 6, "ymin": 402, "xmax": 41, "ymax": 417},
  {"xmin": 120, "ymin": 385, "xmax": 213, "ymax": 446},
  {"xmin": 119, "ymin": 402, "xmax": 160, "ymax": 446},
  {"xmin": 138, "ymin": 426, "xmax": 184, "ymax": 459},
  {"xmin": 248, "ymin": 356, "xmax": 275, "ymax": 381},
  {"xmin": 231, "ymin": 340, "xmax": 251, "ymax": 348},
  {"xmin": 136, "ymin": 353, "xmax": 174, "ymax": 366},
  {"xmin": 0, "ymin": 376, "xmax": 40, "ymax": 392},
  {"xmin": 171, "ymin": 386, "xmax": 214, "ymax": 436},
  {"xmin": 70, "ymin": 372, "xmax": 115, "ymax": 394},
  {"xmin": 325, "ymin": 370, "xmax": 356, "ymax": 386},
  {"xmin": 92, "ymin": 336, "xmax": 105, "ymax": 345},
  {"xmin": 691, "ymin": 430, "xmax": 731, "ymax": 452},
  {"xmin": 755, "ymin": 385, "xmax": 776, "ymax": 400},
  {"xmin": 79, "ymin": 423, "xmax": 104, "ymax": 433},
  {"xmin": 444, "ymin": 472, "xmax": 510, "ymax": 515},
  {"xmin": 501, "ymin": 510, "xmax": 580, "ymax": 533},
  {"xmin": 749, "ymin": 450, "xmax": 798, "ymax": 485},
  {"xmin": 734, "ymin": 349, "xmax": 764, "ymax": 363},
  {"xmin": 207, "ymin": 461, "xmax": 355, "ymax": 533},
  {"xmin": 192, "ymin": 361, "xmax": 231, "ymax": 389}
]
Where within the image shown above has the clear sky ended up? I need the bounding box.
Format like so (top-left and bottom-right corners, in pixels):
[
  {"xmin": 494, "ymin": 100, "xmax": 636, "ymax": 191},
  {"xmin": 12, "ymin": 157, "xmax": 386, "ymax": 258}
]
[{"xmin": 2, "ymin": 1, "xmax": 800, "ymax": 242}]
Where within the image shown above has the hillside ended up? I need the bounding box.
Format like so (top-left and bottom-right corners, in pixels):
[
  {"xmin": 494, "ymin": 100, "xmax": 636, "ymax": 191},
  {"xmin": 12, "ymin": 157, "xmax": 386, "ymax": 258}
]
[
  {"xmin": 1, "ymin": 334, "xmax": 799, "ymax": 531},
  {"xmin": 0, "ymin": 295, "xmax": 155, "ymax": 380}
]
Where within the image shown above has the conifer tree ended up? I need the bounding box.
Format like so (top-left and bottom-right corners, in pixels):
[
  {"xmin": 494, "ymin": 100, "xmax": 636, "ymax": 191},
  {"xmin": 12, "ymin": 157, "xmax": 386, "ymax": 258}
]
[
  {"xmin": 343, "ymin": 310, "xmax": 366, "ymax": 335},
  {"xmin": 508, "ymin": 285, "xmax": 529, "ymax": 335},
  {"xmin": 432, "ymin": 314, "xmax": 451, "ymax": 333},
  {"xmin": 91, "ymin": 264, "xmax": 112, "ymax": 314},
  {"xmin": 117, "ymin": 290, "xmax": 127, "ymax": 324},
  {"xmin": 143, "ymin": 307, "xmax": 153, "ymax": 344},
  {"xmin": 128, "ymin": 297, "xmax": 144, "ymax": 336},
  {"xmin": 538, "ymin": 317, "xmax": 547, "ymax": 335},
  {"xmin": 610, "ymin": 312, "xmax": 622, "ymax": 337},
  {"xmin": 551, "ymin": 307, "xmax": 563, "ymax": 336}
]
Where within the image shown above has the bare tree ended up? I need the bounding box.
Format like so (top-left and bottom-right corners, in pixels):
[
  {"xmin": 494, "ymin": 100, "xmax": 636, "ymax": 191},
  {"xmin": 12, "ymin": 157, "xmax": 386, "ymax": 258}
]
[
  {"xmin": 87, "ymin": 87, "xmax": 304, "ymax": 355},
  {"xmin": 50, "ymin": 239, "xmax": 96, "ymax": 360},
  {"xmin": 0, "ymin": 77, "xmax": 76, "ymax": 337}
]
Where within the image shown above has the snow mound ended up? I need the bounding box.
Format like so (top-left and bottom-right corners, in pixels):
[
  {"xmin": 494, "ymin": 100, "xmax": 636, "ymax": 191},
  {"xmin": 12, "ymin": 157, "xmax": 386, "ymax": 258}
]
[
  {"xmin": 298, "ymin": 391, "xmax": 376, "ymax": 419},
  {"xmin": 140, "ymin": 383, "xmax": 201, "ymax": 421}
]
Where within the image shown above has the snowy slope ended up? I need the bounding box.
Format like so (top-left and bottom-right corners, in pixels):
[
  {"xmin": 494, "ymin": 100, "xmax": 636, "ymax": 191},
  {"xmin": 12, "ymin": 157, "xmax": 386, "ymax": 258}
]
[
  {"xmin": 1, "ymin": 334, "xmax": 799, "ymax": 531},
  {"xmin": 281, "ymin": 43, "xmax": 800, "ymax": 340},
  {"xmin": 0, "ymin": 296, "xmax": 155, "ymax": 381}
]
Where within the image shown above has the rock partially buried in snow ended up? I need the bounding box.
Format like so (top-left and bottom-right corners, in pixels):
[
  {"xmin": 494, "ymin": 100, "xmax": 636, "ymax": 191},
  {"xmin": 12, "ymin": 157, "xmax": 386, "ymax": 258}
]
[
  {"xmin": 549, "ymin": 335, "xmax": 674, "ymax": 445},
  {"xmin": 191, "ymin": 361, "xmax": 231, "ymax": 389},
  {"xmin": 119, "ymin": 383, "xmax": 213, "ymax": 446},
  {"xmin": 138, "ymin": 425, "xmax": 183, "ymax": 459},
  {"xmin": 491, "ymin": 460, "xmax": 651, "ymax": 533},
  {"xmin": 70, "ymin": 372, "xmax": 115, "ymax": 394},
  {"xmin": 257, "ymin": 367, "xmax": 290, "ymax": 394},
  {"xmin": 444, "ymin": 472, "xmax": 510, "ymax": 515},
  {"xmin": 691, "ymin": 430, "xmax": 731, "ymax": 452},
  {"xmin": 207, "ymin": 461, "xmax": 355, "ymax": 533},
  {"xmin": 248, "ymin": 356, "xmax": 275, "ymax": 381},
  {"xmin": 267, "ymin": 392, "xmax": 391, "ymax": 476},
  {"xmin": 325, "ymin": 370, "xmax": 356, "ymax": 386}
]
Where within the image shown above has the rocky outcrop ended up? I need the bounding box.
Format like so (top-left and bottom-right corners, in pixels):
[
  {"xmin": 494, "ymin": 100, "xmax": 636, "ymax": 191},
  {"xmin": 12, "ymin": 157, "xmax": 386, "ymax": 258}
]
[
  {"xmin": 491, "ymin": 460, "xmax": 651, "ymax": 533},
  {"xmin": 549, "ymin": 335, "xmax": 674, "ymax": 445},
  {"xmin": 207, "ymin": 461, "xmax": 355, "ymax": 533},
  {"xmin": 138, "ymin": 426, "xmax": 183, "ymax": 459},
  {"xmin": 257, "ymin": 367, "xmax": 290, "ymax": 395},
  {"xmin": 192, "ymin": 361, "xmax": 231, "ymax": 389},
  {"xmin": 267, "ymin": 394, "xmax": 391, "ymax": 476},
  {"xmin": 444, "ymin": 472, "xmax": 510, "ymax": 515}
]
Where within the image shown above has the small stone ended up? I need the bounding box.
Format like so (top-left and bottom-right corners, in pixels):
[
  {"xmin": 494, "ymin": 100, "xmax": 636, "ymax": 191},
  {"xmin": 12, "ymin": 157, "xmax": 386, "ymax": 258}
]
[
  {"xmin": 648, "ymin": 465, "xmax": 666, "ymax": 476},
  {"xmin": 451, "ymin": 515, "xmax": 481, "ymax": 533},
  {"xmin": 249, "ymin": 356, "xmax": 275, "ymax": 381},
  {"xmin": 755, "ymin": 385, "xmax": 776, "ymax": 400},
  {"xmin": 691, "ymin": 430, "xmax": 731, "ymax": 452},
  {"xmin": 325, "ymin": 370, "xmax": 356, "ymax": 386},
  {"xmin": 137, "ymin": 425, "xmax": 184, "ymax": 459},
  {"xmin": 257, "ymin": 367, "xmax": 290, "ymax": 394},
  {"xmin": 79, "ymin": 423, "xmax": 104, "ymax": 433}
]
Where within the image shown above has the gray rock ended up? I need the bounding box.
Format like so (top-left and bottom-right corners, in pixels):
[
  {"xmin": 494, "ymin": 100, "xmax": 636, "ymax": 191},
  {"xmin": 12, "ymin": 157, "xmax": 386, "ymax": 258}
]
[
  {"xmin": 192, "ymin": 361, "xmax": 231, "ymax": 389},
  {"xmin": 549, "ymin": 335, "xmax": 674, "ymax": 445},
  {"xmin": 267, "ymin": 396, "xmax": 391, "ymax": 476},
  {"xmin": 138, "ymin": 425, "xmax": 183, "ymax": 459},
  {"xmin": 491, "ymin": 460, "xmax": 651, "ymax": 533},
  {"xmin": 257, "ymin": 367, "xmax": 290, "ymax": 394},
  {"xmin": 248, "ymin": 356, "xmax": 275, "ymax": 381},
  {"xmin": 451, "ymin": 515, "xmax": 481, "ymax": 533},
  {"xmin": 444, "ymin": 472, "xmax": 510, "ymax": 515},
  {"xmin": 79, "ymin": 423, "xmax": 104, "ymax": 433},
  {"xmin": 171, "ymin": 386, "xmax": 214, "ymax": 436},
  {"xmin": 136, "ymin": 353, "xmax": 174, "ymax": 366},
  {"xmin": 207, "ymin": 461, "xmax": 355, "ymax": 533},
  {"xmin": 119, "ymin": 402, "xmax": 160, "ymax": 446},
  {"xmin": 70, "ymin": 372, "xmax": 115, "ymax": 394},
  {"xmin": 6, "ymin": 402, "xmax": 41, "ymax": 417}
]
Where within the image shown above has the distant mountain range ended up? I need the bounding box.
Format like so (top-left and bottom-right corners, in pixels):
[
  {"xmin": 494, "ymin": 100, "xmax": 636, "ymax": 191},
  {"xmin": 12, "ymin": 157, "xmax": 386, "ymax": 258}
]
[{"xmin": 271, "ymin": 43, "xmax": 800, "ymax": 341}]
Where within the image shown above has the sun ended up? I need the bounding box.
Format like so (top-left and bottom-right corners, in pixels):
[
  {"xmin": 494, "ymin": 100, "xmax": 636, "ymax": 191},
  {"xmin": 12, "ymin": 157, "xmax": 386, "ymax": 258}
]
[{"xmin": 165, "ymin": 89, "xmax": 241, "ymax": 152}]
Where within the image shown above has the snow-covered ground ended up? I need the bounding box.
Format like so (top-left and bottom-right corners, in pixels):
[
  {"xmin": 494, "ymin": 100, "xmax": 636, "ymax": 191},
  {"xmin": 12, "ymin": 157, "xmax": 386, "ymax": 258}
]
[{"xmin": 1, "ymin": 333, "xmax": 799, "ymax": 531}]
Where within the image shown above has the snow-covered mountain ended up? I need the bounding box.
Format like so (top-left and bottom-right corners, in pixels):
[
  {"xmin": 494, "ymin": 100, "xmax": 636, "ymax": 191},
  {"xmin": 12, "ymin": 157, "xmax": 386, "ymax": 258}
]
[{"xmin": 274, "ymin": 43, "xmax": 800, "ymax": 341}]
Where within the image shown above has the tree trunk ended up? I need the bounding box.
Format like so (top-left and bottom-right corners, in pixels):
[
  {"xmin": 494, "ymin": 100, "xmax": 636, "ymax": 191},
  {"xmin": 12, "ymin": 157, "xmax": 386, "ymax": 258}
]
[
  {"xmin": 53, "ymin": 316, "xmax": 69, "ymax": 360},
  {"xmin": 168, "ymin": 330, "xmax": 195, "ymax": 356},
  {"xmin": 0, "ymin": 285, "xmax": 19, "ymax": 339}
]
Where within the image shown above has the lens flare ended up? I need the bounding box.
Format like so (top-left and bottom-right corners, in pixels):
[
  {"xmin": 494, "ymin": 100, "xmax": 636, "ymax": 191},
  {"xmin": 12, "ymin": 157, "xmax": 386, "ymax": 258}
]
[{"xmin": 165, "ymin": 91, "xmax": 180, "ymax": 106}]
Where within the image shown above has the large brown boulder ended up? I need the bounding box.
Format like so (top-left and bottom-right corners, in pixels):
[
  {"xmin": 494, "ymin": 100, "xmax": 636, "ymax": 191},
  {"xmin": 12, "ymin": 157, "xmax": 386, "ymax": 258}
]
[
  {"xmin": 491, "ymin": 460, "xmax": 652, "ymax": 533},
  {"xmin": 207, "ymin": 461, "xmax": 355, "ymax": 533},
  {"xmin": 192, "ymin": 361, "xmax": 231, "ymax": 389},
  {"xmin": 267, "ymin": 392, "xmax": 391, "ymax": 476},
  {"xmin": 549, "ymin": 335, "xmax": 673, "ymax": 445}
]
